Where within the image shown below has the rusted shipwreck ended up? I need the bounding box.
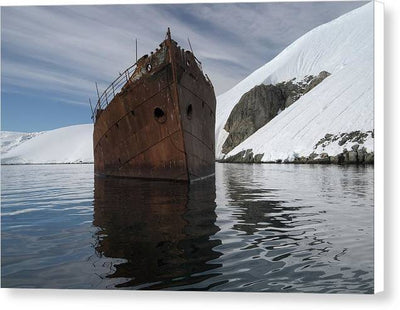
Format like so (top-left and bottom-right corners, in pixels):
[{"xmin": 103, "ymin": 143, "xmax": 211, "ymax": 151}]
[{"xmin": 92, "ymin": 29, "xmax": 216, "ymax": 182}]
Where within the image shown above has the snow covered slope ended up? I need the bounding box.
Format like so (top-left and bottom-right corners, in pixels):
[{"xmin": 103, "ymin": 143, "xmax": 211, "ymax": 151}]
[
  {"xmin": 1, "ymin": 124, "xmax": 93, "ymax": 164},
  {"xmin": 216, "ymin": 2, "xmax": 374, "ymax": 161},
  {"xmin": 1, "ymin": 131, "xmax": 42, "ymax": 154}
]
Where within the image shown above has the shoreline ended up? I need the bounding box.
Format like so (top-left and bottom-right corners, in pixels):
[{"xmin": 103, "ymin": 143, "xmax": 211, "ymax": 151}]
[{"xmin": 1, "ymin": 161, "xmax": 374, "ymax": 166}]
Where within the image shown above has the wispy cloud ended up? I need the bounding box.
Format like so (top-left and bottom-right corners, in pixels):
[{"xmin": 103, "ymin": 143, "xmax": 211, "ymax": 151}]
[{"xmin": 1, "ymin": 1, "xmax": 368, "ymax": 131}]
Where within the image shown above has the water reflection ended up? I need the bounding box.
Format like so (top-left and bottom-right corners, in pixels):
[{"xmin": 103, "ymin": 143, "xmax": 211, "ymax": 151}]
[
  {"xmin": 93, "ymin": 176, "xmax": 222, "ymax": 289},
  {"xmin": 211, "ymin": 164, "xmax": 374, "ymax": 293}
]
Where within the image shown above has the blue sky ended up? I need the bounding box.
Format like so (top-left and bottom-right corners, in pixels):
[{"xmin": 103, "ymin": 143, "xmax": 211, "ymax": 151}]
[{"xmin": 1, "ymin": 1, "xmax": 367, "ymax": 132}]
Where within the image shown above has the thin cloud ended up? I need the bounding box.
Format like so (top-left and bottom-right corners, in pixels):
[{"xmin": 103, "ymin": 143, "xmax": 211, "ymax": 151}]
[{"xmin": 1, "ymin": 2, "xmax": 368, "ymax": 110}]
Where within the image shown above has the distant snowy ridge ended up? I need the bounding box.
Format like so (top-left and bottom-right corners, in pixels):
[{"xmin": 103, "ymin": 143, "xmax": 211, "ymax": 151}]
[
  {"xmin": 1, "ymin": 131, "xmax": 42, "ymax": 154},
  {"xmin": 216, "ymin": 2, "xmax": 374, "ymax": 162},
  {"xmin": 1, "ymin": 124, "xmax": 93, "ymax": 164}
]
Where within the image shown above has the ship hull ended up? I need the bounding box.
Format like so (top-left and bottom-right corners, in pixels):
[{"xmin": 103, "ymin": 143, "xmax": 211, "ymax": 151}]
[{"xmin": 93, "ymin": 36, "xmax": 216, "ymax": 182}]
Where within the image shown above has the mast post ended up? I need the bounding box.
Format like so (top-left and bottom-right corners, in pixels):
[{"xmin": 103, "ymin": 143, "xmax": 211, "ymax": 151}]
[
  {"xmin": 95, "ymin": 82, "xmax": 100, "ymax": 103},
  {"xmin": 135, "ymin": 38, "xmax": 138, "ymax": 63},
  {"xmin": 167, "ymin": 27, "xmax": 171, "ymax": 40},
  {"xmin": 188, "ymin": 37, "xmax": 194, "ymax": 54},
  {"xmin": 89, "ymin": 98, "xmax": 94, "ymax": 121}
]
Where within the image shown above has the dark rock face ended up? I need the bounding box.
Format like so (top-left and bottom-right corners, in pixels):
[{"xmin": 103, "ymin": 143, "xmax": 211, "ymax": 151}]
[
  {"xmin": 222, "ymin": 71, "xmax": 331, "ymax": 154},
  {"xmin": 222, "ymin": 149, "xmax": 264, "ymax": 163},
  {"xmin": 222, "ymin": 85, "xmax": 286, "ymax": 154}
]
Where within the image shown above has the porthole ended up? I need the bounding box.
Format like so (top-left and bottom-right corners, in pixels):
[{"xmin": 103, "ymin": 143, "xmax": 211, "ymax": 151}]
[
  {"xmin": 154, "ymin": 107, "xmax": 166, "ymax": 123},
  {"xmin": 186, "ymin": 104, "xmax": 193, "ymax": 120},
  {"xmin": 146, "ymin": 63, "xmax": 152, "ymax": 72}
]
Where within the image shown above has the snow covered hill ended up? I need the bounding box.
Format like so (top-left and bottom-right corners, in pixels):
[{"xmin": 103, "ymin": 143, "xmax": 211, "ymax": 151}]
[
  {"xmin": 216, "ymin": 2, "xmax": 374, "ymax": 162},
  {"xmin": 1, "ymin": 131, "xmax": 42, "ymax": 155},
  {"xmin": 1, "ymin": 124, "xmax": 93, "ymax": 164}
]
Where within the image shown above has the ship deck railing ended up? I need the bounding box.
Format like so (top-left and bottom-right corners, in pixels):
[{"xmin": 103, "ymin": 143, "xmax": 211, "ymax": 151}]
[
  {"xmin": 92, "ymin": 50, "xmax": 204, "ymax": 121},
  {"xmin": 93, "ymin": 63, "xmax": 137, "ymax": 121}
]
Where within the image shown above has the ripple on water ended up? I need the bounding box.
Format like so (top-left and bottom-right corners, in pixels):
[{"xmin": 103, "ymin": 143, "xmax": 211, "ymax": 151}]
[{"xmin": 1, "ymin": 163, "xmax": 373, "ymax": 293}]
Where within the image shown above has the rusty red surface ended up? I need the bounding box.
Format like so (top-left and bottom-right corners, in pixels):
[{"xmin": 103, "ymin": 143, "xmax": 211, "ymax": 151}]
[{"xmin": 93, "ymin": 30, "xmax": 216, "ymax": 182}]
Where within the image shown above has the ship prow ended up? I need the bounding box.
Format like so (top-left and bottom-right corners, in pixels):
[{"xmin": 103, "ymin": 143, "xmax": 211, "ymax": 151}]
[{"xmin": 93, "ymin": 29, "xmax": 216, "ymax": 182}]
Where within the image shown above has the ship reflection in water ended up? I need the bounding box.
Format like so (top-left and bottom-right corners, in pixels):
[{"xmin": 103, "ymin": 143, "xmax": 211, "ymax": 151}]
[{"xmin": 93, "ymin": 176, "xmax": 223, "ymax": 289}]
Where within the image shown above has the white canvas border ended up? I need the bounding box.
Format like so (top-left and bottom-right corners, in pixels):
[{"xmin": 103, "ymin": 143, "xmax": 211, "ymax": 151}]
[
  {"xmin": 0, "ymin": 0, "xmax": 391, "ymax": 308},
  {"xmin": 373, "ymin": 0, "xmax": 384, "ymax": 294}
]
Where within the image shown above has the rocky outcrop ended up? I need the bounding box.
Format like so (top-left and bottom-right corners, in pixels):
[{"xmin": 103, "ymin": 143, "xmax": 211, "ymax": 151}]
[
  {"xmin": 222, "ymin": 84, "xmax": 286, "ymax": 154},
  {"xmin": 222, "ymin": 147, "xmax": 373, "ymax": 165},
  {"xmin": 221, "ymin": 71, "xmax": 331, "ymax": 154},
  {"xmin": 291, "ymin": 147, "xmax": 374, "ymax": 165},
  {"xmin": 314, "ymin": 130, "xmax": 373, "ymax": 150},
  {"xmin": 221, "ymin": 130, "xmax": 374, "ymax": 165},
  {"xmin": 222, "ymin": 149, "xmax": 264, "ymax": 163}
]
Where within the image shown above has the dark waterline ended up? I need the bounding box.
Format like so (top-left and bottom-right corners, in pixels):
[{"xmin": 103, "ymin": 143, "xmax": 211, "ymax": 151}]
[{"xmin": 1, "ymin": 163, "xmax": 374, "ymax": 293}]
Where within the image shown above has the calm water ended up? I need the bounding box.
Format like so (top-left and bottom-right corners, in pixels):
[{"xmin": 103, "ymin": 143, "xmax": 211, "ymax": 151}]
[{"xmin": 1, "ymin": 163, "xmax": 374, "ymax": 293}]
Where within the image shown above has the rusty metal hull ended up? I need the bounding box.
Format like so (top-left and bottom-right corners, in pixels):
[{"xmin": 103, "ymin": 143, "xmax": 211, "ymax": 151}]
[{"xmin": 93, "ymin": 35, "xmax": 216, "ymax": 182}]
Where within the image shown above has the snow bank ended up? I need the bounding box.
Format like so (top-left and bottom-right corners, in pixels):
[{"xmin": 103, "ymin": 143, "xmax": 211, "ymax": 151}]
[
  {"xmin": 216, "ymin": 2, "xmax": 374, "ymax": 160},
  {"xmin": 1, "ymin": 124, "xmax": 93, "ymax": 164},
  {"xmin": 1, "ymin": 131, "xmax": 42, "ymax": 154}
]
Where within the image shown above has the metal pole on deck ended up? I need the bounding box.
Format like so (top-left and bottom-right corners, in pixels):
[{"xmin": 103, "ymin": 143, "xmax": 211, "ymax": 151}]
[
  {"xmin": 88, "ymin": 98, "xmax": 94, "ymax": 114},
  {"xmin": 135, "ymin": 38, "xmax": 138, "ymax": 63},
  {"xmin": 188, "ymin": 37, "xmax": 194, "ymax": 54},
  {"xmin": 95, "ymin": 82, "xmax": 100, "ymax": 102},
  {"xmin": 89, "ymin": 98, "xmax": 94, "ymax": 121}
]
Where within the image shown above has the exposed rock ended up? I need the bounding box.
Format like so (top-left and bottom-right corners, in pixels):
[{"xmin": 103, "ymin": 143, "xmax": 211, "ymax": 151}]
[
  {"xmin": 303, "ymin": 71, "xmax": 331, "ymax": 94},
  {"xmin": 338, "ymin": 153, "xmax": 345, "ymax": 164},
  {"xmin": 308, "ymin": 152, "xmax": 318, "ymax": 160},
  {"xmin": 314, "ymin": 131, "xmax": 373, "ymax": 153},
  {"xmin": 365, "ymin": 152, "xmax": 374, "ymax": 164},
  {"xmin": 320, "ymin": 152, "xmax": 329, "ymax": 159},
  {"xmin": 294, "ymin": 156, "xmax": 308, "ymax": 164},
  {"xmin": 223, "ymin": 150, "xmax": 247, "ymax": 163},
  {"xmin": 357, "ymin": 149, "xmax": 365, "ymax": 162},
  {"xmin": 314, "ymin": 157, "xmax": 331, "ymax": 164},
  {"xmin": 357, "ymin": 147, "xmax": 367, "ymax": 163},
  {"xmin": 338, "ymin": 136, "xmax": 349, "ymax": 146},
  {"xmin": 222, "ymin": 84, "xmax": 286, "ymax": 154},
  {"xmin": 254, "ymin": 153, "xmax": 264, "ymax": 163},
  {"xmin": 222, "ymin": 71, "xmax": 331, "ymax": 154},
  {"xmin": 330, "ymin": 155, "xmax": 338, "ymax": 164},
  {"xmin": 343, "ymin": 150, "xmax": 349, "ymax": 162},
  {"xmin": 347, "ymin": 151, "xmax": 358, "ymax": 164},
  {"xmin": 222, "ymin": 130, "xmax": 373, "ymax": 165},
  {"xmin": 223, "ymin": 149, "xmax": 264, "ymax": 163}
]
